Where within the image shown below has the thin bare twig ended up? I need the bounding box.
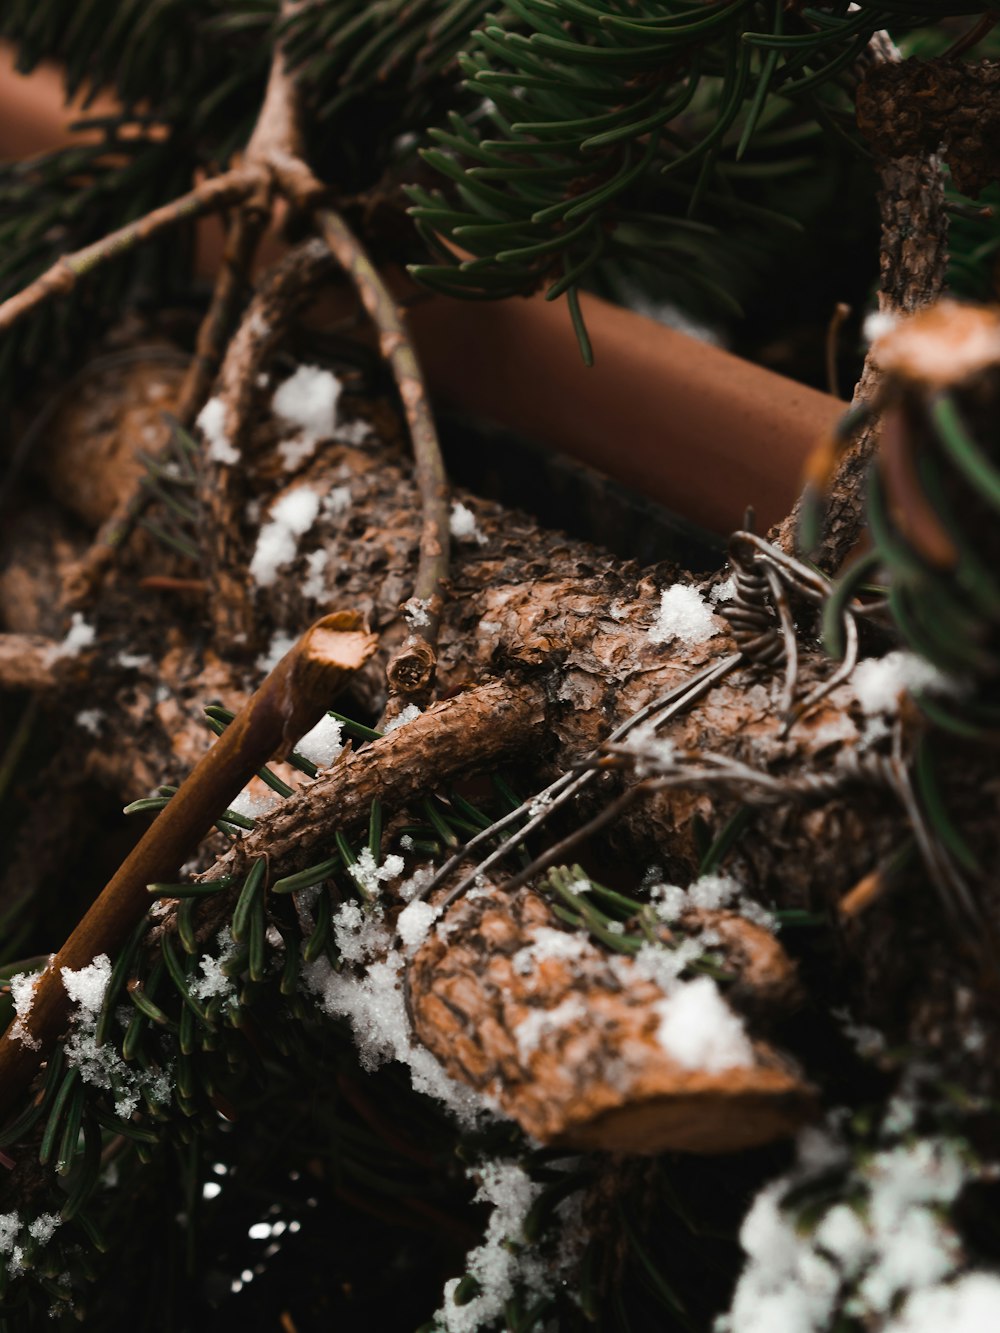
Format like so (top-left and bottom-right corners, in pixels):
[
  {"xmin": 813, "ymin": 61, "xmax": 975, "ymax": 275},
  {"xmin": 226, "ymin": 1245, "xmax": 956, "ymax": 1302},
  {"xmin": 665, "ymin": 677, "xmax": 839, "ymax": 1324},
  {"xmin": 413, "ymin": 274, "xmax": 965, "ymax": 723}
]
[
  {"xmin": 175, "ymin": 207, "xmax": 267, "ymax": 428},
  {"xmin": 316, "ymin": 209, "xmax": 450, "ymax": 702},
  {"xmin": 0, "ymin": 612, "xmax": 378, "ymax": 1123},
  {"xmin": 0, "ymin": 169, "xmax": 262, "ymax": 338},
  {"xmin": 198, "ymin": 238, "xmax": 336, "ymax": 653}
]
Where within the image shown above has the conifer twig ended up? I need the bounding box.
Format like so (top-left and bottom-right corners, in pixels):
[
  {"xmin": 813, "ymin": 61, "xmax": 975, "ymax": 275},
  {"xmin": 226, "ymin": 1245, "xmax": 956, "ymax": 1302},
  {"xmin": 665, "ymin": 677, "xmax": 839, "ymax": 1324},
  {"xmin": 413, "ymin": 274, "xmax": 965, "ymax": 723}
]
[
  {"xmin": 774, "ymin": 34, "xmax": 948, "ymax": 570},
  {"xmin": 0, "ymin": 168, "xmax": 263, "ymax": 337},
  {"xmin": 0, "ymin": 611, "xmax": 378, "ymax": 1123},
  {"xmin": 199, "ymin": 238, "xmax": 336, "ymax": 653},
  {"xmin": 0, "ymin": 633, "xmax": 69, "ymax": 691},
  {"xmin": 174, "ymin": 206, "xmax": 267, "ymax": 428},
  {"xmin": 198, "ymin": 678, "xmax": 548, "ymax": 889},
  {"xmin": 317, "ymin": 209, "xmax": 450, "ymax": 700}
]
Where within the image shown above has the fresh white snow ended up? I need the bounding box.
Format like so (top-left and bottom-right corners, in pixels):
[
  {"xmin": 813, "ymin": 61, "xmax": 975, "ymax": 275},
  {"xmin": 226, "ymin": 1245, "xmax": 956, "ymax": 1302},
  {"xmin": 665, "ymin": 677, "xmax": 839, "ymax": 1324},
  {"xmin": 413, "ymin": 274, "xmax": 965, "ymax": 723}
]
[
  {"xmin": 384, "ymin": 703, "xmax": 422, "ymax": 734},
  {"xmin": 51, "ymin": 613, "xmax": 96, "ymax": 659},
  {"xmin": 450, "ymin": 501, "xmax": 487, "ymax": 545},
  {"xmin": 396, "ymin": 899, "xmax": 440, "ymax": 952},
  {"xmin": 249, "ymin": 486, "xmax": 322, "ymax": 586},
  {"xmin": 649, "ymin": 584, "xmax": 722, "ymax": 647},
  {"xmin": 272, "ymin": 359, "xmax": 344, "ymax": 453},
  {"xmin": 654, "ymin": 975, "xmax": 755, "ymax": 1072},
  {"xmin": 851, "ymin": 650, "xmax": 958, "ymax": 715},
  {"xmin": 295, "ymin": 713, "xmax": 344, "ymax": 768},
  {"xmin": 197, "ymin": 397, "xmax": 239, "ymax": 465}
]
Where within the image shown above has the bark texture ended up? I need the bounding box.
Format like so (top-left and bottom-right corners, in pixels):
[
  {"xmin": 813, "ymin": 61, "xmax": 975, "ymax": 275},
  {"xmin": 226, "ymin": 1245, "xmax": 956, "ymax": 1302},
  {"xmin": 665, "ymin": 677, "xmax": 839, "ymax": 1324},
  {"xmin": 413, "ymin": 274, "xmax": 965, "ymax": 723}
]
[
  {"xmin": 408, "ymin": 884, "xmax": 813, "ymax": 1153},
  {"xmin": 2, "ymin": 319, "xmax": 999, "ymax": 1147},
  {"xmin": 774, "ymin": 43, "xmax": 950, "ymax": 570}
]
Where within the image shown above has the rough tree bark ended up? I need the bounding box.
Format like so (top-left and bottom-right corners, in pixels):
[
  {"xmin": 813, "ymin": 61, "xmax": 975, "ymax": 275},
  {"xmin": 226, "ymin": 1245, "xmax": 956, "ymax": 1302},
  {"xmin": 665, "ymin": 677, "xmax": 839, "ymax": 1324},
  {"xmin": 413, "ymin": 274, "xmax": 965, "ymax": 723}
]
[{"xmin": 2, "ymin": 338, "xmax": 997, "ymax": 1154}]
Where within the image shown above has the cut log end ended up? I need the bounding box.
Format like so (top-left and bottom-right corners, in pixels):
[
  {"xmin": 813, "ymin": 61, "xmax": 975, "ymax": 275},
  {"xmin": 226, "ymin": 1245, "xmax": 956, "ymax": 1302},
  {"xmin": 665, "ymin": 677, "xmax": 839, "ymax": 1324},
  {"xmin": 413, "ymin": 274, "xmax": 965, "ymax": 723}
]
[
  {"xmin": 409, "ymin": 884, "xmax": 815, "ymax": 1156},
  {"xmin": 553, "ymin": 1074, "xmax": 818, "ymax": 1156},
  {"xmin": 279, "ymin": 612, "xmax": 380, "ymax": 747}
]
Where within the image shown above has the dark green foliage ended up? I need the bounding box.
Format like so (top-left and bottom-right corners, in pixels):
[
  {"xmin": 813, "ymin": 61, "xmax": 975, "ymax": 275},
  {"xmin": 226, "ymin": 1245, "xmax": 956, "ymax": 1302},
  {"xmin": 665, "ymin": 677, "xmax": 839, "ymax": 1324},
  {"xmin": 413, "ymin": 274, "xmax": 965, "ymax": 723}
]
[
  {"xmin": 0, "ymin": 698, "xmax": 745, "ymax": 1330},
  {"xmin": 2, "ymin": 0, "xmax": 998, "ymax": 393}
]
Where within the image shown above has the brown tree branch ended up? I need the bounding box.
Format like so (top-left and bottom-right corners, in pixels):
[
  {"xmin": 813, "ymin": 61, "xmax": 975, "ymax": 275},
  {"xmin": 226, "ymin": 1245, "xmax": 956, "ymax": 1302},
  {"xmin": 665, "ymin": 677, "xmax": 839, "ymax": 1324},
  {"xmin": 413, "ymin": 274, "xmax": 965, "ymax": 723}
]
[
  {"xmin": 46, "ymin": 1, "xmax": 313, "ymax": 610},
  {"xmin": 198, "ymin": 238, "xmax": 336, "ymax": 653},
  {"xmin": 0, "ymin": 169, "xmax": 262, "ymax": 338},
  {"xmin": 774, "ymin": 39, "xmax": 949, "ymax": 569},
  {"xmin": 0, "ymin": 611, "xmax": 378, "ymax": 1122},
  {"xmin": 174, "ymin": 207, "xmax": 267, "ymax": 429},
  {"xmin": 196, "ymin": 677, "xmax": 548, "ymax": 889},
  {"xmin": 409, "ymin": 883, "xmax": 814, "ymax": 1153},
  {"xmin": 316, "ymin": 210, "xmax": 451, "ymax": 703}
]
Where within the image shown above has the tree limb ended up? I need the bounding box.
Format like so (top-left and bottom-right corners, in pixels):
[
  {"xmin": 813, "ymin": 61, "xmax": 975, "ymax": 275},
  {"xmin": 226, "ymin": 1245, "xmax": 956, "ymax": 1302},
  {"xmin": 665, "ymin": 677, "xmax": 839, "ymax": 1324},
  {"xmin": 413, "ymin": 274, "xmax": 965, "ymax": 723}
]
[
  {"xmin": 0, "ymin": 612, "xmax": 378, "ymax": 1121},
  {"xmin": 774, "ymin": 39, "xmax": 949, "ymax": 568},
  {"xmin": 0, "ymin": 169, "xmax": 263, "ymax": 338},
  {"xmin": 317, "ymin": 209, "xmax": 451, "ymax": 704}
]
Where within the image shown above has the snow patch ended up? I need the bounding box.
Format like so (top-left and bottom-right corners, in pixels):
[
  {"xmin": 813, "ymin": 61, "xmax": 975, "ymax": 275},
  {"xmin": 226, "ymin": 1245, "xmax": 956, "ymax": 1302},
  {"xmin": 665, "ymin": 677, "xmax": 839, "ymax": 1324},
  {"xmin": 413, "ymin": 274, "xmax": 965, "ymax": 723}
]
[
  {"xmin": 851, "ymin": 650, "xmax": 959, "ymax": 715},
  {"xmin": 301, "ymin": 548, "xmax": 329, "ymax": 601},
  {"xmin": 324, "ymin": 485, "xmax": 352, "ymax": 514},
  {"xmin": 197, "ymin": 397, "xmax": 239, "ymax": 465},
  {"xmin": 863, "ymin": 310, "xmax": 898, "ymax": 344},
  {"xmin": 348, "ymin": 848, "xmax": 405, "ymax": 897},
  {"xmin": 515, "ymin": 997, "xmax": 587, "ymax": 1060},
  {"xmin": 450, "ymin": 501, "xmax": 487, "ymax": 545},
  {"xmin": 61, "ymin": 954, "xmax": 111, "ymax": 1016},
  {"xmin": 435, "ymin": 1160, "xmax": 586, "ymax": 1333},
  {"xmin": 711, "ymin": 575, "xmax": 736, "ymax": 604},
  {"xmin": 295, "ymin": 713, "xmax": 343, "ymax": 768},
  {"xmin": 8, "ymin": 968, "xmax": 42, "ymax": 1049},
  {"xmin": 190, "ymin": 927, "xmax": 239, "ymax": 1005},
  {"xmin": 0, "ymin": 1210, "xmax": 61, "ymax": 1279},
  {"xmin": 303, "ymin": 903, "xmax": 485, "ymax": 1124},
  {"xmin": 256, "ymin": 631, "xmax": 296, "ymax": 675},
  {"xmin": 249, "ymin": 487, "xmax": 321, "ymax": 586},
  {"xmin": 396, "ymin": 899, "xmax": 440, "ymax": 952},
  {"xmin": 272, "ymin": 365, "xmax": 342, "ymax": 454},
  {"xmin": 654, "ymin": 975, "xmax": 755, "ymax": 1072},
  {"xmin": 649, "ymin": 584, "xmax": 721, "ymax": 647},
  {"xmin": 60, "ymin": 953, "xmax": 171, "ymax": 1118},
  {"xmin": 721, "ymin": 1124, "xmax": 975, "ymax": 1333},
  {"xmin": 226, "ymin": 784, "xmax": 280, "ymax": 823},
  {"xmin": 887, "ymin": 1273, "xmax": 1000, "ymax": 1333},
  {"xmin": 384, "ymin": 703, "xmax": 422, "ymax": 734},
  {"xmin": 51, "ymin": 613, "xmax": 96, "ymax": 659}
]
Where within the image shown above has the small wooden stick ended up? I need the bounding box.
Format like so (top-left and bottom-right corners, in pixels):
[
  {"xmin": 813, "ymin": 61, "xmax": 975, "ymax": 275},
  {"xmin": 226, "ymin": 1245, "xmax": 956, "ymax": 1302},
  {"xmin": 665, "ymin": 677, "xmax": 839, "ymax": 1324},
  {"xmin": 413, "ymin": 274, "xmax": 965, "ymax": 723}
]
[
  {"xmin": 174, "ymin": 206, "xmax": 267, "ymax": 429},
  {"xmin": 838, "ymin": 867, "xmax": 888, "ymax": 919},
  {"xmin": 199, "ymin": 238, "xmax": 336, "ymax": 653},
  {"xmin": 0, "ymin": 611, "xmax": 378, "ymax": 1123},
  {"xmin": 0, "ymin": 168, "xmax": 261, "ymax": 337},
  {"xmin": 316, "ymin": 209, "xmax": 450, "ymax": 701}
]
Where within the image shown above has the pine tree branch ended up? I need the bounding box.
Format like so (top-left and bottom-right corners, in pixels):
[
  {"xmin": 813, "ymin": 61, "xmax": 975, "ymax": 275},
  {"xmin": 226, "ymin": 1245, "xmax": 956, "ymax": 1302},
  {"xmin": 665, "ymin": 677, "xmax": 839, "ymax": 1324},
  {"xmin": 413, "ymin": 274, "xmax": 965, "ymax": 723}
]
[
  {"xmin": 317, "ymin": 209, "xmax": 451, "ymax": 702},
  {"xmin": 195, "ymin": 678, "xmax": 548, "ymax": 892},
  {"xmin": 0, "ymin": 167, "xmax": 263, "ymax": 338},
  {"xmin": 0, "ymin": 612, "xmax": 378, "ymax": 1123},
  {"xmin": 199, "ymin": 237, "xmax": 337, "ymax": 654},
  {"xmin": 409, "ymin": 881, "xmax": 814, "ymax": 1153},
  {"xmin": 774, "ymin": 36, "xmax": 949, "ymax": 569},
  {"xmin": 174, "ymin": 206, "xmax": 267, "ymax": 429}
]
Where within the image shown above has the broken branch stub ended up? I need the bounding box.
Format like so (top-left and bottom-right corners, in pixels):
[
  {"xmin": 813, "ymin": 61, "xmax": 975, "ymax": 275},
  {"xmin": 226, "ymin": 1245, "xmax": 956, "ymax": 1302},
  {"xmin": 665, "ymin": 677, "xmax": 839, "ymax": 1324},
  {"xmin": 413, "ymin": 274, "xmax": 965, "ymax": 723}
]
[{"xmin": 0, "ymin": 611, "xmax": 378, "ymax": 1121}]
